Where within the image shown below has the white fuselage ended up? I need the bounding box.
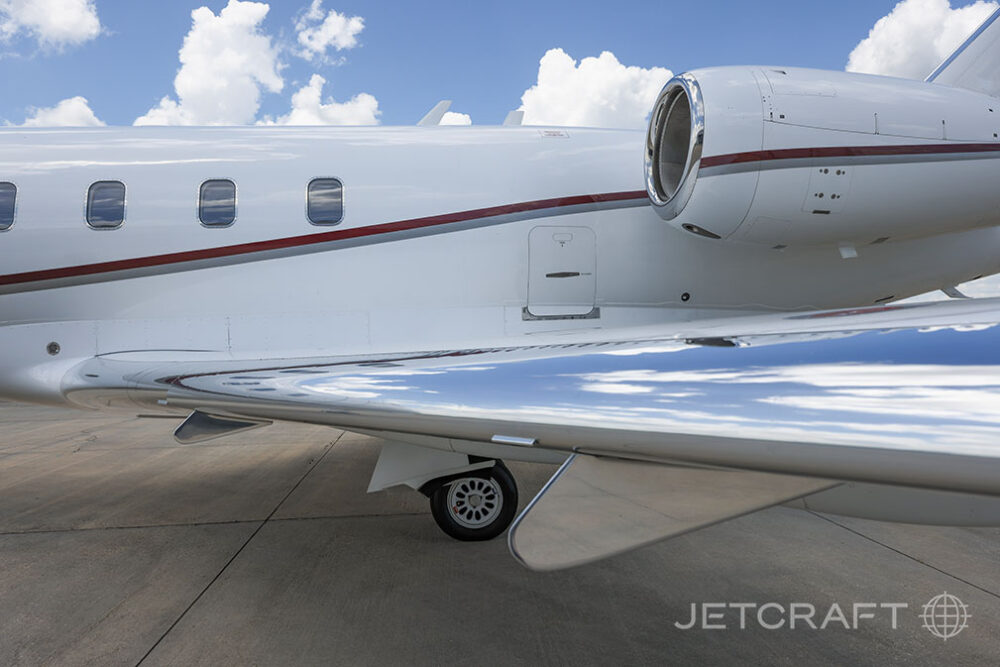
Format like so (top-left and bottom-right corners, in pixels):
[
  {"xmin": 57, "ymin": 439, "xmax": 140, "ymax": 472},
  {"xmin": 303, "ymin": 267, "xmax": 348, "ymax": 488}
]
[{"xmin": 2, "ymin": 67, "xmax": 1000, "ymax": 405}]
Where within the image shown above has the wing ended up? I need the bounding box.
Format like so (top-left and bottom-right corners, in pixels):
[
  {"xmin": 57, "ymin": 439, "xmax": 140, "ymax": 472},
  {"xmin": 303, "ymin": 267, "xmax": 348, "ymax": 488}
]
[
  {"xmin": 66, "ymin": 297, "xmax": 1000, "ymax": 494},
  {"xmin": 64, "ymin": 297, "xmax": 1000, "ymax": 567}
]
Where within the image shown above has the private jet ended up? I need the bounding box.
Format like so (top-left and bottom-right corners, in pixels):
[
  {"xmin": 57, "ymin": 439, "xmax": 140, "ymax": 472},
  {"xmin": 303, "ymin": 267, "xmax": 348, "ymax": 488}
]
[{"xmin": 3, "ymin": 10, "xmax": 1000, "ymax": 569}]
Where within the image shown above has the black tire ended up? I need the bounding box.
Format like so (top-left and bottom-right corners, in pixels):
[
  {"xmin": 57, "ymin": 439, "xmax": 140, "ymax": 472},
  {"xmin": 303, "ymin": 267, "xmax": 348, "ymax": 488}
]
[{"xmin": 429, "ymin": 463, "xmax": 518, "ymax": 541}]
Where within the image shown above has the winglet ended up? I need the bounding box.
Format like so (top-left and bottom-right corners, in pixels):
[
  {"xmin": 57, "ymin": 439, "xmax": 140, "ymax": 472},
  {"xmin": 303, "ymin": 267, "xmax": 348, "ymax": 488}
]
[
  {"xmin": 502, "ymin": 110, "xmax": 524, "ymax": 127},
  {"xmin": 417, "ymin": 100, "xmax": 453, "ymax": 126}
]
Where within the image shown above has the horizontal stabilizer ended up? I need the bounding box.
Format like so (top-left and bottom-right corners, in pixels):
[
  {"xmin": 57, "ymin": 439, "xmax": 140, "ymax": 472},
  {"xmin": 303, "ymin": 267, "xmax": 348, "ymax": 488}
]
[
  {"xmin": 927, "ymin": 8, "xmax": 1000, "ymax": 97},
  {"xmin": 508, "ymin": 454, "xmax": 835, "ymax": 571},
  {"xmin": 173, "ymin": 410, "xmax": 271, "ymax": 444}
]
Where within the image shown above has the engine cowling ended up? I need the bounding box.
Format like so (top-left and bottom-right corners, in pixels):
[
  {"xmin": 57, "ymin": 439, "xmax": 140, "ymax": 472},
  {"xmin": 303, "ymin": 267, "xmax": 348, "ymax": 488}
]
[{"xmin": 645, "ymin": 66, "xmax": 1000, "ymax": 248}]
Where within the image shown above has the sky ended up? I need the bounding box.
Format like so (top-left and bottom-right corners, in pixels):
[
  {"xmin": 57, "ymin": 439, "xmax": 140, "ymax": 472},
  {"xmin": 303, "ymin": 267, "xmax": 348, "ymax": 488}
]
[
  {"xmin": 1, "ymin": 0, "xmax": 999, "ymax": 293},
  {"xmin": 1, "ymin": 0, "xmax": 996, "ymax": 128}
]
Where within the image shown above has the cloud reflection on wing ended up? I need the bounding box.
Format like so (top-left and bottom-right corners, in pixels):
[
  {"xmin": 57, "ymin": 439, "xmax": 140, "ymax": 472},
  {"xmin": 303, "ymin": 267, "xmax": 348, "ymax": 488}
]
[{"xmin": 187, "ymin": 323, "xmax": 1000, "ymax": 460}]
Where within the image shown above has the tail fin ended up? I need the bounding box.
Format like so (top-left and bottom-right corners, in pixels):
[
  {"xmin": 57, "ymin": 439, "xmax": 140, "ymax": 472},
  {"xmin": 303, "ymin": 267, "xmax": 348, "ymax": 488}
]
[{"xmin": 927, "ymin": 8, "xmax": 1000, "ymax": 97}]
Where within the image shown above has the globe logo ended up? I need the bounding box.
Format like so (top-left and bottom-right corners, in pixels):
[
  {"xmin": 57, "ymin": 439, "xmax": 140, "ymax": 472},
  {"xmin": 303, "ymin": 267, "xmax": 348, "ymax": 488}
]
[{"xmin": 920, "ymin": 592, "xmax": 970, "ymax": 641}]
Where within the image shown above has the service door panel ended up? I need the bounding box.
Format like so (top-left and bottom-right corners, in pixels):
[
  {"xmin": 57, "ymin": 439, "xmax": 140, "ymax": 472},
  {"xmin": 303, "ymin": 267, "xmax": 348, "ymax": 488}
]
[{"xmin": 527, "ymin": 226, "xmax": 597, "ymax": 318}]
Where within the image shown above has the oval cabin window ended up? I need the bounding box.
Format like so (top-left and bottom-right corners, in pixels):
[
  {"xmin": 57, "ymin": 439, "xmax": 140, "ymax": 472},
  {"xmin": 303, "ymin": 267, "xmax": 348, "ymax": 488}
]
[
  {"xmin": 87, "ymin": 181, "xmax": 126, "ymax": 229},
  {"xmin": 307, "ymin": 178, "xmax": 344, "ymax": 225},
  {"xmin": 0, "ymin": 182, "xmax": 15, "ymax": 230},
  {"xmin": 200, "ymin": 179, "xmax": 237, "ymax": 227}
]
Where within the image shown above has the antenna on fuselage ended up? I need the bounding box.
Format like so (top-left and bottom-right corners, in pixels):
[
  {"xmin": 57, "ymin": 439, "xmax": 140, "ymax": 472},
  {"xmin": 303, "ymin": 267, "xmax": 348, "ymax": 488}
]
[
  {"xmin": 417, "ymin": 100, "xmax": 453, "ymax": 126},
  {"xmin": 503, "ymin": 110, "xmax": 524, "ymax": 126}
]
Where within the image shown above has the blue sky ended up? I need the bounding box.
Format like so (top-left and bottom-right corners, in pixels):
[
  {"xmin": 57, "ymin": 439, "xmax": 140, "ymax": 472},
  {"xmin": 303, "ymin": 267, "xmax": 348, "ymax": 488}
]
[{"xmin": 0, "ymin": 1, "xmax": 933, "ymax": 126}]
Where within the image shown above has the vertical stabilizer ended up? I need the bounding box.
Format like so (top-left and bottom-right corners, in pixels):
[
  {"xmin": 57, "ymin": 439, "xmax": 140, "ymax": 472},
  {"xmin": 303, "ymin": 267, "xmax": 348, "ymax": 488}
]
[{"xmin": 927, "ymin": 9, "xmax": 1000, "ymax": 97}]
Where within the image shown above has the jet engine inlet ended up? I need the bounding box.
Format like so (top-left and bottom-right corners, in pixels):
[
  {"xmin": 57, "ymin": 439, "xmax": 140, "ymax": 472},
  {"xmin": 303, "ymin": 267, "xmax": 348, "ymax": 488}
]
[
  {"xmin": 654, "ymin": 92, "xmax": 690, "ymax": 199},
  {"xmin": 645, "ymin": 74, "xmax": 704, "ymax": 220}
]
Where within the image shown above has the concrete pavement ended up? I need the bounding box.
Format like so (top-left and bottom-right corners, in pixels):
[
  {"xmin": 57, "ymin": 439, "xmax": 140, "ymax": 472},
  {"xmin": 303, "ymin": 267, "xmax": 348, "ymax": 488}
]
[{"xmin": 0, "ymin": 401, "xmax": 997, "ymax": 665}]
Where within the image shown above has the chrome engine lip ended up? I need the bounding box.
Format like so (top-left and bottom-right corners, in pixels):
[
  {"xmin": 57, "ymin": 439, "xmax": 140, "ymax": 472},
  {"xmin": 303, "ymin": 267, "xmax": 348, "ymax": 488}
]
[{"xmin": 644, "ymin": 72, "xmax": 705, "ymax": 220}]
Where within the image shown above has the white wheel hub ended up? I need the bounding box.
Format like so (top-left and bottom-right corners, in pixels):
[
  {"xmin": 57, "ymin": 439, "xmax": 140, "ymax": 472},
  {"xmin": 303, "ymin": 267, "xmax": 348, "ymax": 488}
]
[{"xmin": 447, "ymin": 476, "xmax": 503, "ymax": 529}]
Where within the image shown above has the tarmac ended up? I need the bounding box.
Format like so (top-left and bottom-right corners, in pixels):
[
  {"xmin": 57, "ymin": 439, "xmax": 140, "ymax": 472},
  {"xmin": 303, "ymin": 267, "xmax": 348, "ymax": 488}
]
[{"xmin": 0, "ymin": 400, "xmax": 997, "ymax": 666}]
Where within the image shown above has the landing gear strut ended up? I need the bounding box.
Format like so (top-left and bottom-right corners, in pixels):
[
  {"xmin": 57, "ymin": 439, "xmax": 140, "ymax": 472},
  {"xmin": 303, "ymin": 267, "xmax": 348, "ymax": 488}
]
[{"xmin": 426, "ymin": 462, "xmax": 518, "ymax": 541}]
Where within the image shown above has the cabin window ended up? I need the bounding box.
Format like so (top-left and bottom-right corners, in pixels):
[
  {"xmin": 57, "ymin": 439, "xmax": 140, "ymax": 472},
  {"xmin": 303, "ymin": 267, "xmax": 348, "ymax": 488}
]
[
  {"xmin": 87, "ymin": 181, "xmax": 126, "ymax": 229},
  {"xmin": 199, "ymin": 179, "xmax": 237, "ymax": 227},
  {"xmin": 0, "ymin": 182, "xmax": 14, "ymax": 230},
  {"xmin": 307, "ymin": 178, "xmax": 343, "ymax": 225}
]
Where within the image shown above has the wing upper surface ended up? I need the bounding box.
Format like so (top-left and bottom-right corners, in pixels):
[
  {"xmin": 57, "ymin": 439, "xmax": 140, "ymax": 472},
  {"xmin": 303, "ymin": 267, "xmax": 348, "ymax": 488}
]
[{"xmin": 68, "ymin": 298, "xmax": 1000, "ymax": 495}]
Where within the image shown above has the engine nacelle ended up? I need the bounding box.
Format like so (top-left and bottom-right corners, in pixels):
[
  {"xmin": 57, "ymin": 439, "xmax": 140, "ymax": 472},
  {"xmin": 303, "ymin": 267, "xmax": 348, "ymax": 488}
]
[{"xmin": 645, "ymin": 66, "xmax": 1000, "ymax": 248}]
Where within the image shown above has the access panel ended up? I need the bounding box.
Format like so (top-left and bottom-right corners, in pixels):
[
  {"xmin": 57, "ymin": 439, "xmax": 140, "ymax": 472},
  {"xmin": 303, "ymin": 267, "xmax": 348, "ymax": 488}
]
[{"xmin": 526, "ymin": 226, "xmax": 597, "ymax": 319}]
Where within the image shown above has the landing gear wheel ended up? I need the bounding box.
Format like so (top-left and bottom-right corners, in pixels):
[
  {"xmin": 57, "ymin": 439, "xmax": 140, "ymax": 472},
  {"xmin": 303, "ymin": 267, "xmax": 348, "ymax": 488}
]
[{"xmin": 430, "ymin": 464, "xmax": 518, "ymax": 541}]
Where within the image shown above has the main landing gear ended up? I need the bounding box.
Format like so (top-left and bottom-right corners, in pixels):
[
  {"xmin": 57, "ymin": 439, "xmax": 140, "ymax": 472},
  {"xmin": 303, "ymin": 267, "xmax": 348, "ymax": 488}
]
[
  {"xmin": 423, "ymin": 461, "xmax": 519, "ymax": 541},
  {"xmin": 366, "ymin": 443, "xmax": 520, "ymax": 542}
]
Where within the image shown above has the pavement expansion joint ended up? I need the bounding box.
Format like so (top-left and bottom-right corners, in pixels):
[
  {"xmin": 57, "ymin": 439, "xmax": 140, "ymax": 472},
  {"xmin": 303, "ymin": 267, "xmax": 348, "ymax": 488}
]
[
  {"xmin": 0, "ymin": 519, "xmax": 261, "ymax": 537},
  {"xmin": 270, "ymin": 510, "xmax": 431, "ymax": 523},
  {"xmin": 809, "ymin": 511, "xmax": 1000, "ymax": 600},
  {"xmin": 0, "ymin": 511, "xmax": 433, "ymax": 538},
  {"xmin": 134, "ymin": 433, "xmax": 342, "ymax": 665}
]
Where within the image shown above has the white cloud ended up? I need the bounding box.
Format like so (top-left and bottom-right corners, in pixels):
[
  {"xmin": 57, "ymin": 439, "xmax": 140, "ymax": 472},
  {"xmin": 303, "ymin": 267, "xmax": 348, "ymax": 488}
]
[
  {"xmin": 440, "ymin": 111, "xmax": 471, "ymax": 125},
  {"xmin": 846, "ymin": 0, "xmax": 998, "ymax": 79},
  {"xmin": 261, "ymin": 74, "xmax": 379, "ymax": 126},
  {"xmin": 13, "ymin": 96, "xmax": 104, "ymax": 126},
  {"xmin": 294, "ymin": 0, "xmax": 364, "ymax": 61},
  {"xmin": 580, "ymin": 382, "xmax": 654, "ymax": 395},
  {"xmin": 134, "ymin": 0, "xmax": 282, "ymax": 126},
  {"xmin": 574, "ymin": 364, "xmax": 1000, "ymax": 388},
  {"xmin": 519, "ymin": 48, "xmax": 672, "ymax": 128},
  {"xmin": 961, "ymin": 274, "xmax": 1000, "ymax": 296},
  {"xmin": 0, "ymin": 0, "xmax": 100, "ymax": 49}
]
